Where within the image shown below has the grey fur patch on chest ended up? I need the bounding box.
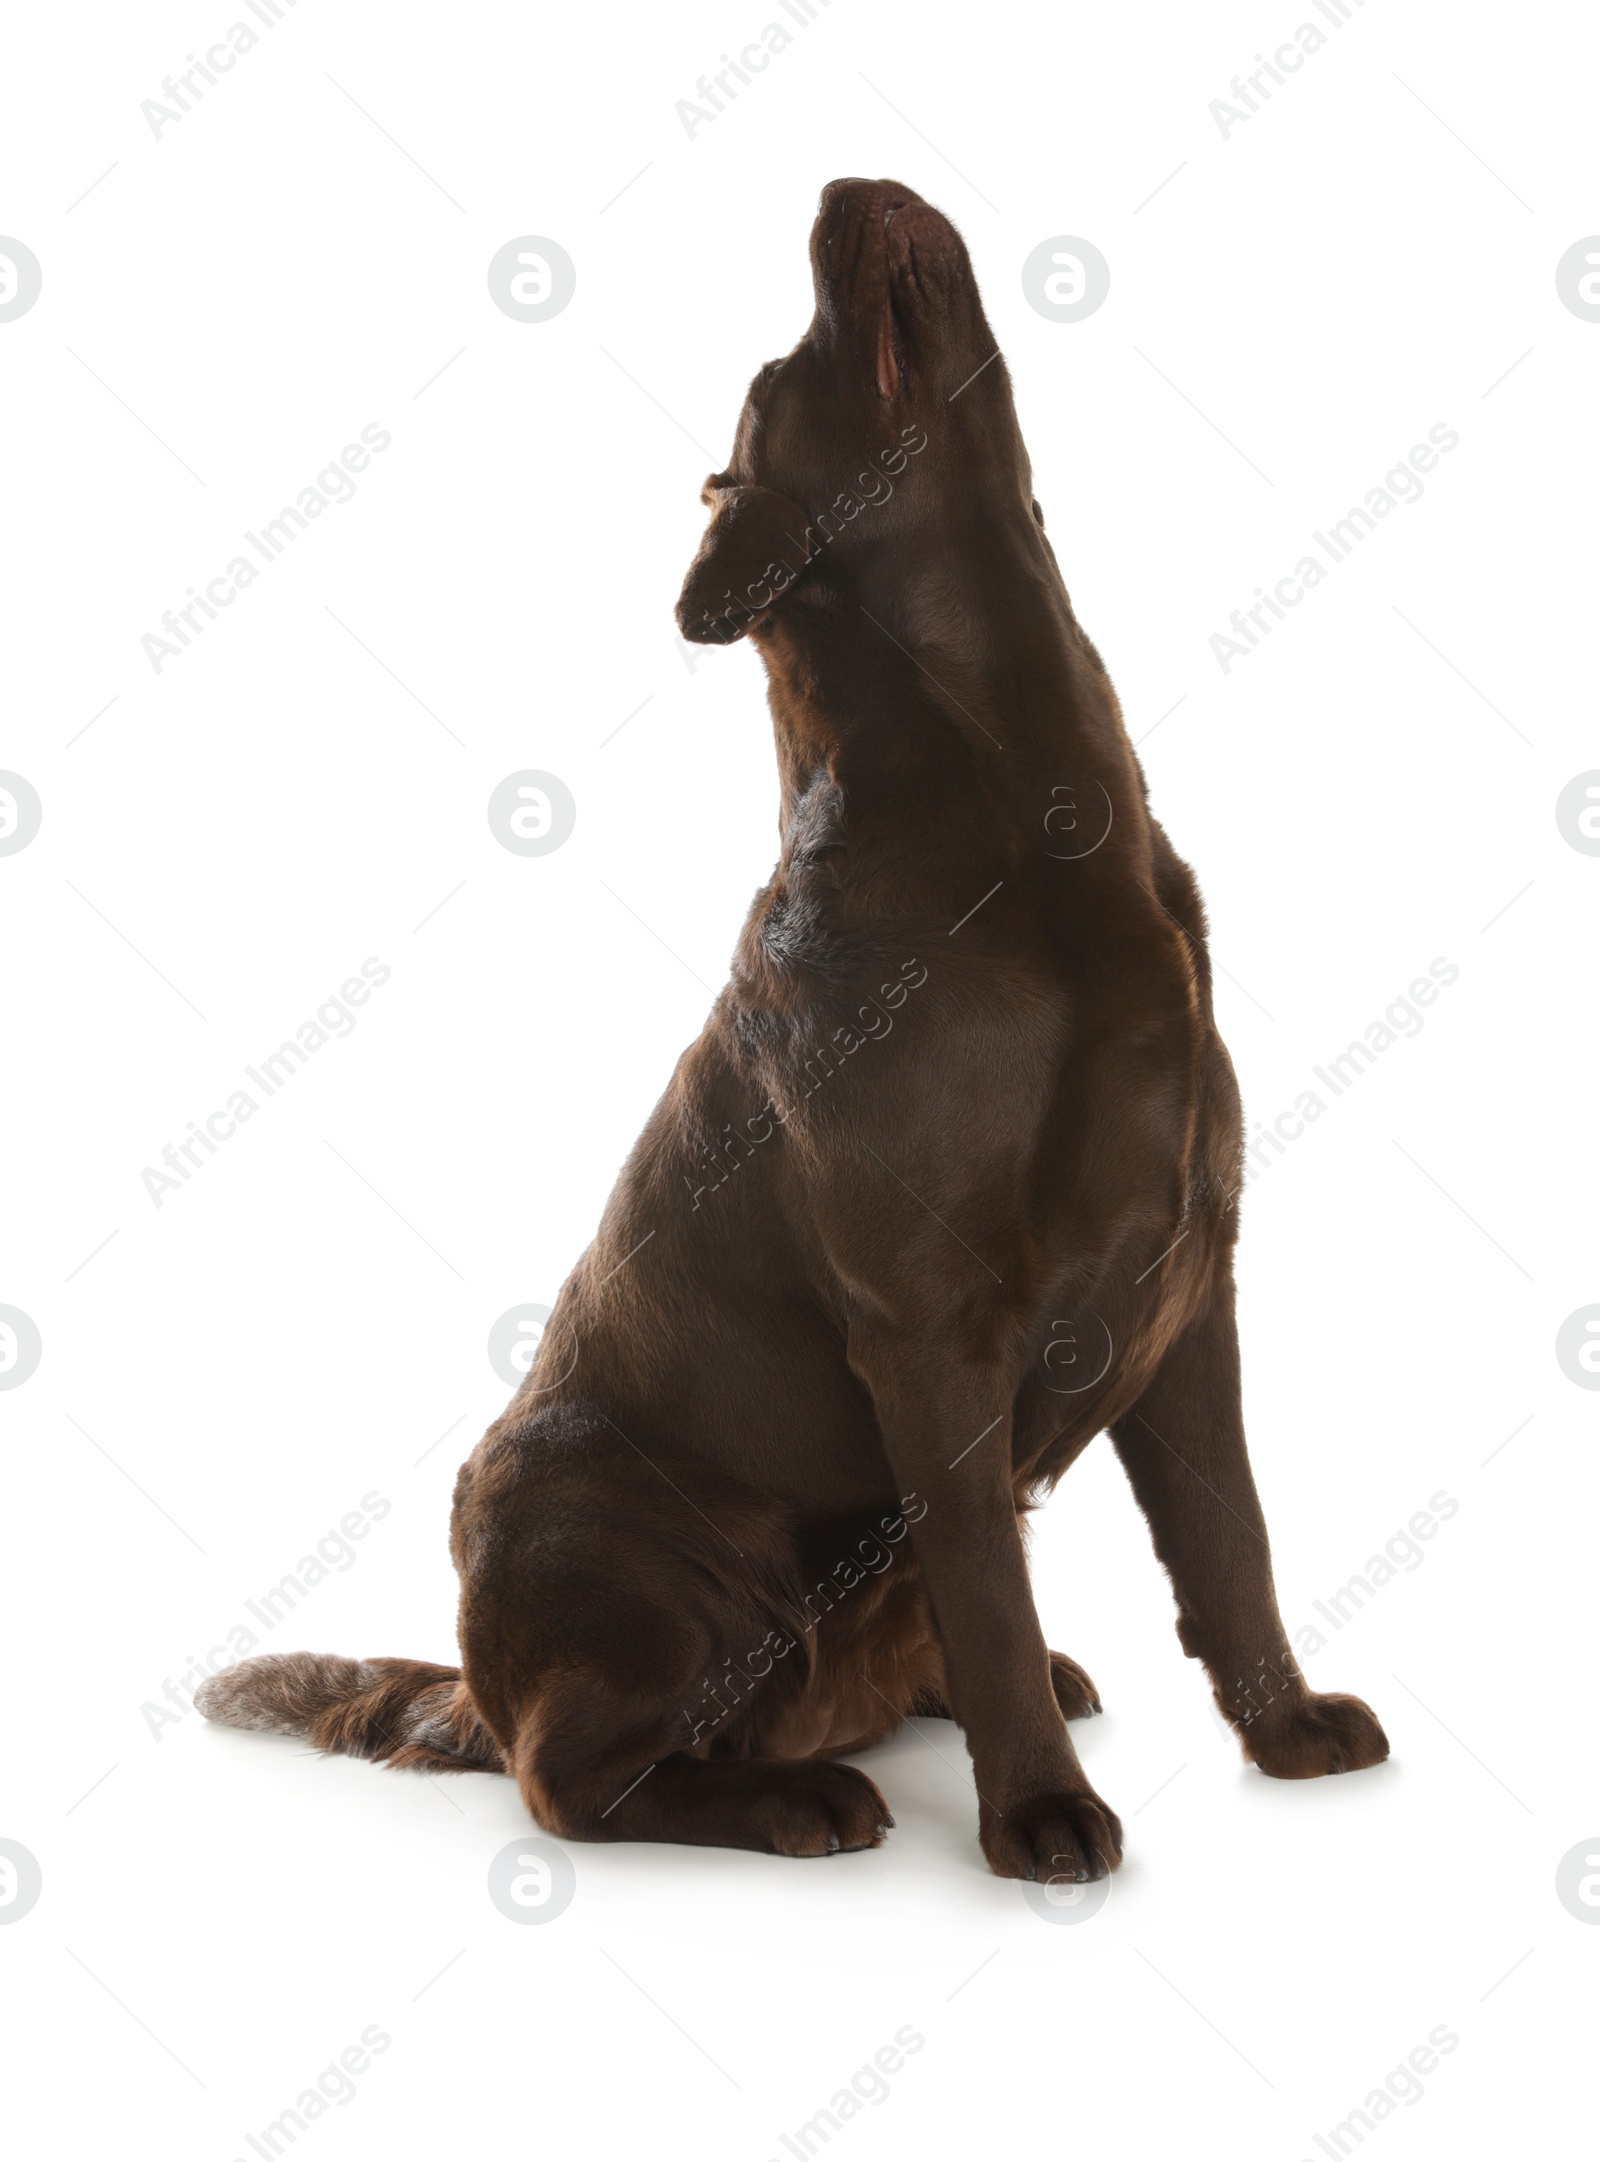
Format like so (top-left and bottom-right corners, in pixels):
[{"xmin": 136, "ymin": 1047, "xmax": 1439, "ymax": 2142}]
[
  {"xmin": 763, "ymin": 774, "xmax": 850, "ymax": 973},
  {"xmin": 783, "ymin": 772, "xmax": 847, "ymax": 867},
  {"xmin": 760, "ymin": 887, "xmax": 841, "ymax": 973}
]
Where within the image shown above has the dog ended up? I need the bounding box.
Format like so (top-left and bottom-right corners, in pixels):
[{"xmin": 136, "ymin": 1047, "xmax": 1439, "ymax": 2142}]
[{"xmin": 199, "ymin": 177, "xmax": 1388, "ymax": 1881}]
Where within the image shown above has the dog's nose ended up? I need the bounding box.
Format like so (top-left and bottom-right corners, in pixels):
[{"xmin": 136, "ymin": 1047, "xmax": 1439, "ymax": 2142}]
[
  {"xmin": 818, "ymin": 176, "xmax": 876, "ymax": 214},
  {"xmin": 817, "ymin": 176, "xmax": 919, "ymax": 224}
]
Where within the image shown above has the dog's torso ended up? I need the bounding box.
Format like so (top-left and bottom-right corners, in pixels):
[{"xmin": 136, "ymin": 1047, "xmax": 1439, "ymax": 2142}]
[{"xmin": 493, "ymin": 614, "xmax": 1244, "ymax": 1530}]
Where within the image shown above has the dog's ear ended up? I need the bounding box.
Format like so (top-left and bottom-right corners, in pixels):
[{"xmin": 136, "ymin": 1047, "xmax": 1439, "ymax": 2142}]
[{"xmin": 676, "ymin": 473, "xmax": 813, "ymax": 644}]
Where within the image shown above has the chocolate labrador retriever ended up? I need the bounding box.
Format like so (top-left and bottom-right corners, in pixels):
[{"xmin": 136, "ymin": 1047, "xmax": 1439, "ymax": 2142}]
[{"xmin": 200, "ymin": 178, "xmax": 1388, "ymax": 1880}]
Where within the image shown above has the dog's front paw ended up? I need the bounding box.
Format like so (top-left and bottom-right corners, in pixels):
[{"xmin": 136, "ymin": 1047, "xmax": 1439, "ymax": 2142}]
[
  {"xmin": 981, "ymin": 1788, "xmax": 1123, "ymax": 1882},
  {"xmin": 1239, "ymin": 1690, "xmax": 1389, "ymax": 1780}
]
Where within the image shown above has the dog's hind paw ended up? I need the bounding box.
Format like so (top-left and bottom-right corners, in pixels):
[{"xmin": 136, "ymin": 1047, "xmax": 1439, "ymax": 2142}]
[
  {"xmin": 1048, "ymin": 1650, "xmax": 1102, "ymax": 1720},
  {"xmin": 755, "ymin": 1762, "xmax": 894, "ymax": 1857}
]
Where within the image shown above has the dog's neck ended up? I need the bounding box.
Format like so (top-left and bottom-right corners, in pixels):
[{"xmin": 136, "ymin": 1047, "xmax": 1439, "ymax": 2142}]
[{"xmin": 756, "ymin": 521, "xmax": 1136, "ymax": 826}]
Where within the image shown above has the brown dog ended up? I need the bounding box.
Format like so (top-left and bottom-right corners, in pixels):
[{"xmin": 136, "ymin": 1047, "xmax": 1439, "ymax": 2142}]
[{"xmin": 199, "ymin": 178, "xmax": 1388, "ymax": 1880}]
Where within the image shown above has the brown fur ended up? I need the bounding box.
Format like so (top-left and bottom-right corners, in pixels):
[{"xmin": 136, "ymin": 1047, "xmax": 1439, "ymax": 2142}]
[{"xmin": 199, "ymin": 179, "xmax": 1387, "ymax": 1878}]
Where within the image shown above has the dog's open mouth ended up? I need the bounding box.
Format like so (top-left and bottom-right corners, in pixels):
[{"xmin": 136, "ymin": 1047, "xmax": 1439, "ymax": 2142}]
[
  {"xmin": 813, "ymin": 180, "xmax": 966, "ymax": 403},
  {"xmin": 876, "ymin": 199, "xmax": 909, "ymax": 399},
  {"xmin": 876, "ymin": 292, "xmax": 906, "ymax": 400},
  {"xmin": 875, "ymin": 196, "xmax": 964, "ymax": 400}
]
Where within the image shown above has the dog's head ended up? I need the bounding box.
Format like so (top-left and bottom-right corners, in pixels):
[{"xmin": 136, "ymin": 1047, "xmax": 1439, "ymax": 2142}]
[{"xmin": 677, "ymin": 178, "xmax": 1035, "ymax": 646}]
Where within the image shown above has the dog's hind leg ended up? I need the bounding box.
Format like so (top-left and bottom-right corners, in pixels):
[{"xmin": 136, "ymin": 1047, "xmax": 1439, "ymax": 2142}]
[
  {"xmin": 516, "ymin": 1698, "xmax": 894, "ymax": 1857},
  {"xmin": 454, "ymin": 1417, "xmax": 893, "ymax": 1857}
]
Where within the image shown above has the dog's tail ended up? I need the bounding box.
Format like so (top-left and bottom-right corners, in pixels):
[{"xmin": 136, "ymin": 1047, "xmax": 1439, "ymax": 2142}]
[{"xmin": 195, "ymin": 1653, "xmax": 505, "ymax": 1773}]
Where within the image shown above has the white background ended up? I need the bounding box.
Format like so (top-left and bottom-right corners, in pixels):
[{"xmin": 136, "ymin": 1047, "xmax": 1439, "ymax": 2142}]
[{"xmin": 2, "ymin": 1, "xmax": 1595, "ymax": 2155}]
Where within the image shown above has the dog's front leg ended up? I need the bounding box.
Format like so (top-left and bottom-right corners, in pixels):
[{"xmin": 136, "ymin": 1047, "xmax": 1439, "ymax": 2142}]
[
  {"xmin": 1110, "ymin": 1273, "xmax": 1390, "ymax": 1778},
  {"xmin": 852, "ymin": 1331, "xmax": 1122, "ymax": 1881}
]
